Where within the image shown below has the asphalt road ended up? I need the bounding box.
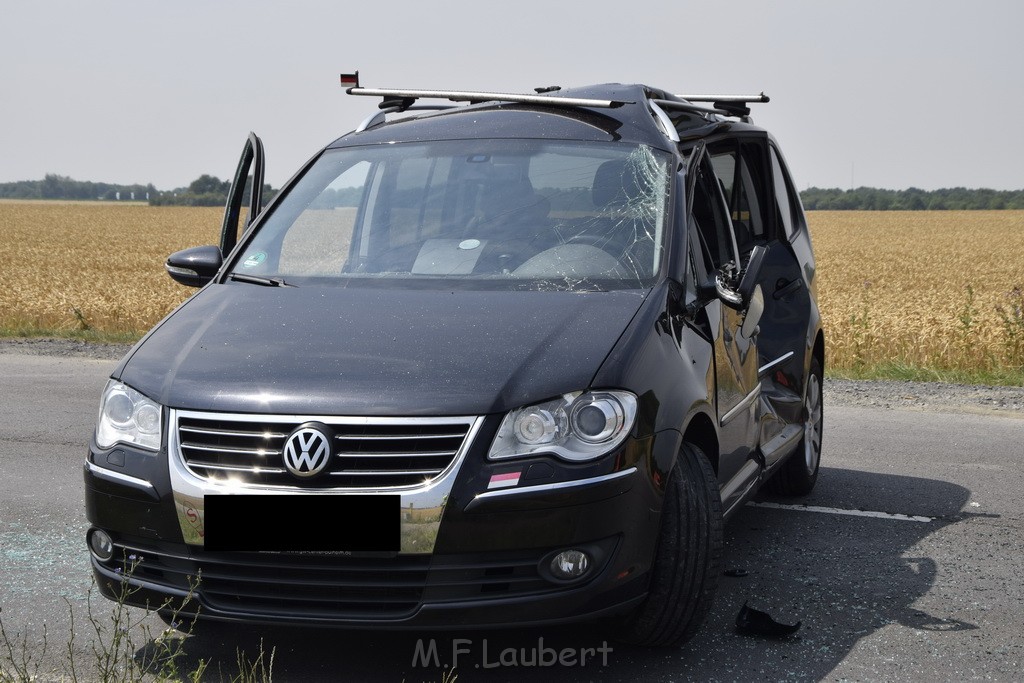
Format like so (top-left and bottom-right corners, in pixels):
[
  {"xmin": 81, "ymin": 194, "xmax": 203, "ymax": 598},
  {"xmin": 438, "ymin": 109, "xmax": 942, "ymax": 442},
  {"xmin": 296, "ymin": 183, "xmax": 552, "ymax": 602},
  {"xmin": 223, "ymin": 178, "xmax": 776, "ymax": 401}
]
[{"xmin": 0, "ymin": 352, "xmax": 1021, "ymax": 682}]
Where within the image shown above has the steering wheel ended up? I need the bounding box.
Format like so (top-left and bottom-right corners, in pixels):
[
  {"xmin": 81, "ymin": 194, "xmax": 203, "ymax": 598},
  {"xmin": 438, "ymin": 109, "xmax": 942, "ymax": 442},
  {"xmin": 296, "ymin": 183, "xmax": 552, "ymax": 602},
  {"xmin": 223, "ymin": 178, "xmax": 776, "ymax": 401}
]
[{"xmin": 565, "ymin": 233, "xmax": 622, "ymax": 257}]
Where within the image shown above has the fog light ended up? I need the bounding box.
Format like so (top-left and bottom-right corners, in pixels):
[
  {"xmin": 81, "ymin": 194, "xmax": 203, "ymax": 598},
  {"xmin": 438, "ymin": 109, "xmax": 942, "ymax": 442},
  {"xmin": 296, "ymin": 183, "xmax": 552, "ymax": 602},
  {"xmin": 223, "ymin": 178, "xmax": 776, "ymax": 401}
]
[
  {"xmin": 550, "ymin": 550, "xmax": 591, "ymax": 580},
  {"xmin": 89, "ymin": 529, "xmax": 114, "ymax": 561}
]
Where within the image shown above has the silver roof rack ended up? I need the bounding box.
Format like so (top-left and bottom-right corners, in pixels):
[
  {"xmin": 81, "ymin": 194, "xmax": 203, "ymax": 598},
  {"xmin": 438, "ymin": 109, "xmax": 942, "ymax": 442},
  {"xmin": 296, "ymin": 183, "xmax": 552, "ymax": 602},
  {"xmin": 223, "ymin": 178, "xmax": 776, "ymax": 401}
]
[
  {"xmin": 341, "ymin": 72, "xmax": 631, "ymax": 110},
  {"xmin": 347, "ymin": 86, "xmax": 631, "ymax": 110},
  {"xmin": 675, "ymin": 93, "xmax": 770, "ymax": 104},
  {"xmin": 652, "ymin": 99, "xmax": 729, "ymax": 116},
  {"xmin": 339, "ymin": 73, "xmax": 766, "ymax": 132},
  {"xmin": 670, "ymin": 92, "xmax": 770, "ymax": 123}
]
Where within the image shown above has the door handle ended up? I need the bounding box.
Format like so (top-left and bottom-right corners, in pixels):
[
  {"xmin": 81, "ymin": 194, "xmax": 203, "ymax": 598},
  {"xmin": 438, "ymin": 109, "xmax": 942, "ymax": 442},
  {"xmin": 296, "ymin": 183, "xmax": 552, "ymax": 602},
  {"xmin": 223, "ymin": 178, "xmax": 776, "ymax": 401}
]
[{"xmin": 773, "ymin": 278, "xmax": 803, "ymax": 300}]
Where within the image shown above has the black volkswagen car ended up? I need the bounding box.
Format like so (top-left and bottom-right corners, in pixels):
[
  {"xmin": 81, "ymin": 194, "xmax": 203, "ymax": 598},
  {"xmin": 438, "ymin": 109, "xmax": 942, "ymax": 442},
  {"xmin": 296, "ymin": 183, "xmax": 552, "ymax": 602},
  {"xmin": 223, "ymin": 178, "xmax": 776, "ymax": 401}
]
[{"xmin": 84, "ymin": 76, "xmax": 824, "ymax": 647}]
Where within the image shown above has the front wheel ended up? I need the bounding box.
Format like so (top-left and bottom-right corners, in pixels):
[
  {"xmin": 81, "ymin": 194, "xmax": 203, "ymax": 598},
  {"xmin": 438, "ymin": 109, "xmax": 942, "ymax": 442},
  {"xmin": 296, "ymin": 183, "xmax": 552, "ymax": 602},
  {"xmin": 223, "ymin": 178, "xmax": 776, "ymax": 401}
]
[
  {"xmin": 767, "ymin": 356, "xmax": 823, "ymax": 496},
  {"xmin": 615, "ymin": 443, "xmax": 723, "ymax": 647}
]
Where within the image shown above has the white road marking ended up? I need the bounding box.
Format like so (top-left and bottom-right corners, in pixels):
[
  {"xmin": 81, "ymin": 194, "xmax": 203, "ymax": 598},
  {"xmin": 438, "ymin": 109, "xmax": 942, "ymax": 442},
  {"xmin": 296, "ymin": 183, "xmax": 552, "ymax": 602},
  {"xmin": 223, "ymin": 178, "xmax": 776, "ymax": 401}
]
[{"xmin": 747, "ymin": 501, "xmax": 934, "ymax": 523}]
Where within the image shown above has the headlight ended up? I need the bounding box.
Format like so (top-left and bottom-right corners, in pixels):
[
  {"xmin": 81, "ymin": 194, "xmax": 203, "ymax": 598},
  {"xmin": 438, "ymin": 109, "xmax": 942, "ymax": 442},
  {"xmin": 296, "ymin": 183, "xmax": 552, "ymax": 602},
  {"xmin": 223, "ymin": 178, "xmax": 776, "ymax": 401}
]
[
  {"xmin": 95, "ymin": 381, "xmax": 162, "ymax": 451},
  {"xmin": 489, "ymin": 390, "xmax": 638, "ymax": 462}
]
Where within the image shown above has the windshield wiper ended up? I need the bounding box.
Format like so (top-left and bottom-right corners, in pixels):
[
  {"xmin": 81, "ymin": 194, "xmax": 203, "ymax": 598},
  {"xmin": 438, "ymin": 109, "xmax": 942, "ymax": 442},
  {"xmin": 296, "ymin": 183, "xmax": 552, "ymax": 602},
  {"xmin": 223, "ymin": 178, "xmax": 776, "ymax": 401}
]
[{"xmin": 228, "ymin": 273, "xmax": 295, "ymax": 287}]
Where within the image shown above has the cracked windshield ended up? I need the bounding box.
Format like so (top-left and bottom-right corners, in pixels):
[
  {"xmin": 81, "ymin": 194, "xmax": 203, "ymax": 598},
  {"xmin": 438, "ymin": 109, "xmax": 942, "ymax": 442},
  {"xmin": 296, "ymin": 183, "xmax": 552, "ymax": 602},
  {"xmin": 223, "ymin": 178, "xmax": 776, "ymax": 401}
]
[{"xmin": 233, "ymin": 140, "xmax": 670, "ymax": 290}]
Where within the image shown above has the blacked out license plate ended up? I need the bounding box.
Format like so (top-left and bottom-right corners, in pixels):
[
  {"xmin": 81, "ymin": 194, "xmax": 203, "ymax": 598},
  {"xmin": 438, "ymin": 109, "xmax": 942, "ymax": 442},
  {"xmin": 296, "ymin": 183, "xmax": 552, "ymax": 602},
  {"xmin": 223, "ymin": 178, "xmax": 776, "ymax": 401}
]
[{"xmin": 203, "ymin": 494, "xmax": 400, "ymax": 552}]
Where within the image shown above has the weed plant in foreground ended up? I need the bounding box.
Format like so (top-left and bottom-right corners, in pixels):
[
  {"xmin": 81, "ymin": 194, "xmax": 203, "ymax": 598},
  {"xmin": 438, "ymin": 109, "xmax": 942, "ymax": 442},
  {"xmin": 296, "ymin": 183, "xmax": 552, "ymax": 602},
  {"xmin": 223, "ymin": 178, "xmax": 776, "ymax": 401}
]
[{"xmin": 0, "ymin": 558, "xmax": 274, "ymax": 682}]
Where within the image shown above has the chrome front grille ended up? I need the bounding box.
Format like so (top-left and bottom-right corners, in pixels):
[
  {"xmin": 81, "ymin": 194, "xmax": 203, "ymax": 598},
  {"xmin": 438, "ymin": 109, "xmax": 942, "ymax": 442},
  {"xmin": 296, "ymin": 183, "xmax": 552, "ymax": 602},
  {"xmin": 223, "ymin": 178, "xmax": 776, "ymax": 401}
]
[{"xmin": 174, "ymin": 411, "xmax": 477, "ymax": 489}]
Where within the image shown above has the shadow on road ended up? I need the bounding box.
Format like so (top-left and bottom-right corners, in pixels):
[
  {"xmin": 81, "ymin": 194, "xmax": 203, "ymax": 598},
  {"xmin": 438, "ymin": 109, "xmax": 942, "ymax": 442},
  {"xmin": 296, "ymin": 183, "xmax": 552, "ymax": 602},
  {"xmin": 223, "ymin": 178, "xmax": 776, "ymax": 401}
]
[{"xmin": 136, "ymin": 467, "xmax": 976, "ymax": 682}]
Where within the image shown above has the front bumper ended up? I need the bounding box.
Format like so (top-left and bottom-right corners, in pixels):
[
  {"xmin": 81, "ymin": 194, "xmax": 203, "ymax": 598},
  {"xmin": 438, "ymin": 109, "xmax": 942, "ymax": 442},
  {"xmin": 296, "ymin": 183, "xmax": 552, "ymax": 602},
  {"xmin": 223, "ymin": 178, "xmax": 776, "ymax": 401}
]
[
  {"xmin": 84, "ymin": 419, "xmax": 680, "ymax": 629},
  {"xmin": 88, "ymin": 533, "xmax": 645, "ymax": 629}
]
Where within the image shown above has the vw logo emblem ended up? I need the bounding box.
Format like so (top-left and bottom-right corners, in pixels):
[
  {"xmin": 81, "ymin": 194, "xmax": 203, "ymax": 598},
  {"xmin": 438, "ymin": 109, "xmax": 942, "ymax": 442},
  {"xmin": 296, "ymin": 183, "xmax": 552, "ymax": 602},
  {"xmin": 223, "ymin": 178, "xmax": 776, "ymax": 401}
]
[{"xmin": 283, "ymin": 426, "xmax": 332, "ymax": 479}]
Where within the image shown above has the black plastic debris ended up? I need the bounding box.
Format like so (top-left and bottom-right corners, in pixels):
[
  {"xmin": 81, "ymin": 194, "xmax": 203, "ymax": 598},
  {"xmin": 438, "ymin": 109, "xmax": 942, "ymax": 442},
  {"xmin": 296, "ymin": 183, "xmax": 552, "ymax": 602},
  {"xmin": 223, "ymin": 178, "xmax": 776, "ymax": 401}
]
[
  {"xmin": 723, "ymin": 568, "xmax": 749, "ymax": 577},
  {"xmin": 735, "ymin": 602, "xmax": 801, "ymax": 638}
]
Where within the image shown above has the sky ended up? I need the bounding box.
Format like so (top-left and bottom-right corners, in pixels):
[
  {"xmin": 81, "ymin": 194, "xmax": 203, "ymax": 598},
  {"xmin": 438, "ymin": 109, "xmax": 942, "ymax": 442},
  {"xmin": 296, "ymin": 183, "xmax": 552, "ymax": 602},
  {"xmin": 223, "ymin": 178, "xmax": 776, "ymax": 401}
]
[{"xmin": 1, "ymin": 0, "xmax": 1022, "ymax": 192}]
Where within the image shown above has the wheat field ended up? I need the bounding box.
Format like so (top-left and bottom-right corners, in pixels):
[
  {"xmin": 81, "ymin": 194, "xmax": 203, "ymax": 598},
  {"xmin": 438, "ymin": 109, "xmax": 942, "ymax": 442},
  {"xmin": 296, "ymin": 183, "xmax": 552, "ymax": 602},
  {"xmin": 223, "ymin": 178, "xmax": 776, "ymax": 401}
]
[
  {"xmin": 811, "ymin": 210, "xmax": 1024, "ymax": 376},
  {"xmin": 1, "ymin": 201, "xmax": 1022, "ymax": 378},
  {"xmin": 0, "ymin": 201, "xmax": 219, "ymax": 334}
]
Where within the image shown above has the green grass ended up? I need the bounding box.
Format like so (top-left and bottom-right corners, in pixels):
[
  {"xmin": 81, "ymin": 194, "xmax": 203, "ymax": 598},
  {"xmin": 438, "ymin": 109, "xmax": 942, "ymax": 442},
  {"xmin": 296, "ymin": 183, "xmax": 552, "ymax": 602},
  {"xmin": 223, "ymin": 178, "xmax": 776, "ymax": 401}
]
[
  {"xmin": 0, "ymin": 326, "xmax": 140, "ymax": 344},
  {"xmin": 826, "ymin": 361, "xmax": 1024, "ymax": 387}
]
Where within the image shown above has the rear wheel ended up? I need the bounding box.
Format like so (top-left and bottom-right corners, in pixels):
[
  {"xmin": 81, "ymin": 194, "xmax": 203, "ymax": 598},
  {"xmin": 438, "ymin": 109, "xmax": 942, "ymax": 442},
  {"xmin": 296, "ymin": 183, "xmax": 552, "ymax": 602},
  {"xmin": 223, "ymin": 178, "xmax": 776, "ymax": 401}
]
[
  {"xmin": 767, "ymin": 356, "xmax": 823, "ymax": 496},
  {"xmin": 616, "ymin": 443, "xmax": 723, "ymax": 647}
]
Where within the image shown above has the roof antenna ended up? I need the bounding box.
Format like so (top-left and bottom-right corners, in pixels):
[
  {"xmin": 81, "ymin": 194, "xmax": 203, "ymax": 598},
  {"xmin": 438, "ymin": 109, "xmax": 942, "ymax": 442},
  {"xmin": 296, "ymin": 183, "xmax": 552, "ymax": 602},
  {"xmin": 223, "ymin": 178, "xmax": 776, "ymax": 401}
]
[{"xmin": 534, "ymin": 85, "xmax": 561, "ymax": 94}]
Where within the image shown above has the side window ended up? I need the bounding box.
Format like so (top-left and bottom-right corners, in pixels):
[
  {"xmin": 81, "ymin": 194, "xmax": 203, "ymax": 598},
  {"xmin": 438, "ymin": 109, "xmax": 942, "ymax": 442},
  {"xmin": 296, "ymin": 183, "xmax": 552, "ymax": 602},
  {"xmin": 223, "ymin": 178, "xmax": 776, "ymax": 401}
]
[
  {"xmin": 710, "ymin": 150, "xmax": 735, "ymax": 199},
  {"xmin": 737, "ymin": 142, "xmax": 768, "ymax": 242},
  {"xmin": 710, "ymin": 142, "xmax": 767, "ymax": 255},
  {"xmin": 690, "ymin": 158, "xmax": 737, "ymax": 274},
  {"xmin": 770, "ymin": 146, "xmax": 804, "ymax": 240}
]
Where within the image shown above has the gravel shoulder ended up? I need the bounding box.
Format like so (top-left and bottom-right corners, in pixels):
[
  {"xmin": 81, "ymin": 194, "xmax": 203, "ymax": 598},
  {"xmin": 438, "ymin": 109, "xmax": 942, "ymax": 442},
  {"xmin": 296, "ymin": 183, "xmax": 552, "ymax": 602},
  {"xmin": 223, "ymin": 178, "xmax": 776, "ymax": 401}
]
[
  {"xmin": 3, "ymin": 338, "xmax": 1022, "ymax": 415},
  {"xmin": 0, "ymin": 337, "xmax": 136, "ymax": 360},
  {"xmin": 826, "ymin": 377, "xmax": 1024, "ymax": 415}
]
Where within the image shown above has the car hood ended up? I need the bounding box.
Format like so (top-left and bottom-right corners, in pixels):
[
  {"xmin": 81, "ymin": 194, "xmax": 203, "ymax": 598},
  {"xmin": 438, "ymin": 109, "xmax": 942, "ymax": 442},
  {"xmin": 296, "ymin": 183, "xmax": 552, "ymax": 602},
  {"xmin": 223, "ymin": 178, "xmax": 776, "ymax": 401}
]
[{"xmin": 117, "ymin": 283, "xmax": 650, "ymax": 416}]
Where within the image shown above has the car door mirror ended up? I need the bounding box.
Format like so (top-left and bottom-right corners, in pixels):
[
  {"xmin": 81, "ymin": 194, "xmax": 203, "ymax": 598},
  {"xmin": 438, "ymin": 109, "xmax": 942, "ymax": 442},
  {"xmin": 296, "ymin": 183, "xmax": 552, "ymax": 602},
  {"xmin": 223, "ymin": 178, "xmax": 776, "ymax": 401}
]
[
  {"xmin": 711, "ymin": 270, "xmax": 744, "ymax": 309},
  {"xmin": 165, "ymin": 245, "xmax": 223, "ymax": 287},
  {"xmin": 696, "ymin": 244, "xmax": 767, "ymax": 314},
  {"xmin": 691, "ymin": 264, "xmax": 743, "ymax": 314}
]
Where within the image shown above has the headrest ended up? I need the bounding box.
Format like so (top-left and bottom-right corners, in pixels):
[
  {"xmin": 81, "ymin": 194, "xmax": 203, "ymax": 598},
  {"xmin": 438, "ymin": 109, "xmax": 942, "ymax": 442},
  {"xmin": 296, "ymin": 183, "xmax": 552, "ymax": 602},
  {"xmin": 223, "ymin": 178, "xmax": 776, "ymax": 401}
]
[
  {"xmin": 480, "ymin": 178, "xmax": 539, "ymax": 218},
  {"xmin": 592, "ymin": 159, "xmax": 642, "ymax": 208}
]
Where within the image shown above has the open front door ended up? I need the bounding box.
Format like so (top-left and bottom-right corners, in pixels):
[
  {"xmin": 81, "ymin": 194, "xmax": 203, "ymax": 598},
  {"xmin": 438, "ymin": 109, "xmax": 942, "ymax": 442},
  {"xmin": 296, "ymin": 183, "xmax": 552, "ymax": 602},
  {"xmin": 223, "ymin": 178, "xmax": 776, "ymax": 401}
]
[
  {"xmin": 686, "ymin": 150, "xmax": 762, "ymax": 513},
  {"xmin": 220, "ymin": 132, "xmax": 265, "ymax": 256},
  {"xmin": 707, "ymin": 137, "xmax": 814, "ymax": 469}
]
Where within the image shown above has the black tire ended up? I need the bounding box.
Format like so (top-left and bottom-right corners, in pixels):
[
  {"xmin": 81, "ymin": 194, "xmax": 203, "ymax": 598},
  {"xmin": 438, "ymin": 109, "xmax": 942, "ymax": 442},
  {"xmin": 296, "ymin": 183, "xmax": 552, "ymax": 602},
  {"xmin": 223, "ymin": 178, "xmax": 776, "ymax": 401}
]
[
  {"xmin": 616, "ymin": 443, "xmax": 723, "ymax": 647},
  {"xmin": 766, "ymin": 356, "xmax": 823, "ymax": 496}
]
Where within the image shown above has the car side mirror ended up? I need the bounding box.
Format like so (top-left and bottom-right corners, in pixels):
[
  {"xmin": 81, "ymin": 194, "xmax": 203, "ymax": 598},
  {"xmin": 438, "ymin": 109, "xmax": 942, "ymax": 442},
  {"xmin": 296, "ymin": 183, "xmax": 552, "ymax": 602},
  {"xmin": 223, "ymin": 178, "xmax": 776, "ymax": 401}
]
[
  {"xmin": 711, "ymin": 273, "xmax": 744, "ymax": 309},
  {"xmin": 165, "ymin": 245, "xmax": 223, "ymax": 287},
  {"xmin": 690, "ymin": 269, "xmax": 743, "ymax": 316},
  {"xmin": 693, "ymin": 244, "xmax": 769, "ymax": 314}
]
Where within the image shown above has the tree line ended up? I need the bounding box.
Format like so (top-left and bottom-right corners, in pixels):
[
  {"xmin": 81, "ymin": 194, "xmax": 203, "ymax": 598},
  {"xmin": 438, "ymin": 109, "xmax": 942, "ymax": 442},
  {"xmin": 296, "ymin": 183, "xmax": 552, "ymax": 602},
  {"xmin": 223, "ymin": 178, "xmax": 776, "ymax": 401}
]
[
  {"xmin": 0, "ymin": 174, "xmax": 274, "ymax": 206},
  {"xmin": 0, "ymin": 174, "xmax": 156, "ymax": 201},
  {"xmin": 3, "ymin": 175, "xmax": 1024, "ymax": 211},
  {"xmin": 147, "ymin": 174, "xmax": 276, "ymax": 207},
  {"xmin": 800, "ymin": 186, "xmax": 1024, "ymax": 210}
]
